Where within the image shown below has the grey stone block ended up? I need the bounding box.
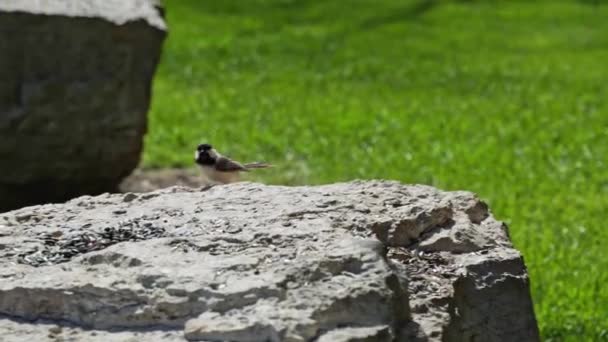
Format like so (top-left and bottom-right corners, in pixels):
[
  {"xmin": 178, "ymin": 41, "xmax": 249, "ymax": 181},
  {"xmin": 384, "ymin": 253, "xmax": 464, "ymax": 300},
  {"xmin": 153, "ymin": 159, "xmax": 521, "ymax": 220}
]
[{"xmin": 0, "ymin": 0, "xmax": 166, "ymax": 211}]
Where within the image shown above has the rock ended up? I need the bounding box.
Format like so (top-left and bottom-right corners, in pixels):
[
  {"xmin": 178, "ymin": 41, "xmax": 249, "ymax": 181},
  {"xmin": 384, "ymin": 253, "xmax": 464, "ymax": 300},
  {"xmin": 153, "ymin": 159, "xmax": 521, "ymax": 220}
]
[
  {"xmin": 0, "ymin": 0, "xmax": 166, "ymax": 212},
  {"xmin": 0, "ymin": 181, "xmax": 540, "ymax": 341},
  {"xmin": 316, "ymin": 325, "xmax": 392, "ymax": 342}
]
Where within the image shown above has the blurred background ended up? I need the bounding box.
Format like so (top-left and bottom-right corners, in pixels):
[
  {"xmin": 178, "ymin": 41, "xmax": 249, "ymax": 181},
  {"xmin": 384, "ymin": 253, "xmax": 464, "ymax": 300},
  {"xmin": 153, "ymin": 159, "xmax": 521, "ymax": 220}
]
[{"xmin": 143, "ymin": 0, "xmax": 606, "ymax": 340}]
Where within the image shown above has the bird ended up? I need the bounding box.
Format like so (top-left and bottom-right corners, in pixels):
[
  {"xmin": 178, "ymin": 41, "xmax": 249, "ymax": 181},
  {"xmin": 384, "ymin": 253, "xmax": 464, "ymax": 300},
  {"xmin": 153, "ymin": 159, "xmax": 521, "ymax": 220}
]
[{"xmin": 194, "ymin": 143, "xmax": 272, "ymax": 184}]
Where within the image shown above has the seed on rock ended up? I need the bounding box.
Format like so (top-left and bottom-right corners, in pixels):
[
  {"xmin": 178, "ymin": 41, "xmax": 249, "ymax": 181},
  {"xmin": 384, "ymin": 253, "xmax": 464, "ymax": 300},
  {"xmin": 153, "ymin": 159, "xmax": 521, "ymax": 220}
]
[
  {"xmin": 226, "ymin": 227, "xmax": 242, "ymax": 234},
  {"xmin": 15, "ymin": 221, "xmax": 168, "ymax": 267},
  {"xmin": 123, "ymin": 193, "xmax": 138, "ymax": 202}
]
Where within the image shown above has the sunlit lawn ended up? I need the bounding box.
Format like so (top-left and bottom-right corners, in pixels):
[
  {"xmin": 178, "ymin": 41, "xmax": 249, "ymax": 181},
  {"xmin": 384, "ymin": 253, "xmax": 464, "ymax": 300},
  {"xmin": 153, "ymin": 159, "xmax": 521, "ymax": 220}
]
[{"xmin": 145, "ymin": 1, "xmax": 608, "ymax": 340}]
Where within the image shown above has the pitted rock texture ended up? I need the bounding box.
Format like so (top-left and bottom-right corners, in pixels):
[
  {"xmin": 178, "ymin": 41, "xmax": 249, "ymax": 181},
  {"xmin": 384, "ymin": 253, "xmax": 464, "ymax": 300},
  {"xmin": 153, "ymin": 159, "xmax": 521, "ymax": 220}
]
[
  {"xmin": 0, "ymin": 181, "xmax": 540, "ymax": 341},
  {"xmin": 0, "ymin": 0, "xmax": 166, "ymax": 212}
]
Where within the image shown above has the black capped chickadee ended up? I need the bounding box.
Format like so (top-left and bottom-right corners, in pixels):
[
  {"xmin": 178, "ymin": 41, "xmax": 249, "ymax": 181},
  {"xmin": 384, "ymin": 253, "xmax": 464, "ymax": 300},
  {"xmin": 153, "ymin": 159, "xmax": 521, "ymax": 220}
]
[{"xmin": 194, "ymin": 143, "xmax": 272, "ymax": 184}]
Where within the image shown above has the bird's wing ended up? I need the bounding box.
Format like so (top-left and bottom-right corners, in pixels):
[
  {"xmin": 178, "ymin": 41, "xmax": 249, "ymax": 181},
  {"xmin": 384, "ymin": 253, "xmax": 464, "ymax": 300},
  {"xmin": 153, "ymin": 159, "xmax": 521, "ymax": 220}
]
[{"xmin": 215, "ymin": 156, "xmax": 249, "ymax": 172}]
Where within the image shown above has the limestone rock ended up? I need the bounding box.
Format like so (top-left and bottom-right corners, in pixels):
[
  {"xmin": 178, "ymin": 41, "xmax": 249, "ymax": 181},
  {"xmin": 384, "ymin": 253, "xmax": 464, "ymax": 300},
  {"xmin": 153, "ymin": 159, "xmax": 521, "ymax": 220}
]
[
  {"xmin": 0, "ymin": 181, "xmax": 540, "ymax": 341},
  {"xmin": 0, "ymin": 0, "xmax": 166, "ymax": 212}
]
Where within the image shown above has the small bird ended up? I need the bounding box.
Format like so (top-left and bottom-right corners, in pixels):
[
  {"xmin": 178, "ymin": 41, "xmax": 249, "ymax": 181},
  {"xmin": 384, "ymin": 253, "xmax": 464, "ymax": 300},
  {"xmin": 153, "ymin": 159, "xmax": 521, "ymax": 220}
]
[{"xmin": 194, "ymin": 143, "xmax": 272, "ymax": 184}]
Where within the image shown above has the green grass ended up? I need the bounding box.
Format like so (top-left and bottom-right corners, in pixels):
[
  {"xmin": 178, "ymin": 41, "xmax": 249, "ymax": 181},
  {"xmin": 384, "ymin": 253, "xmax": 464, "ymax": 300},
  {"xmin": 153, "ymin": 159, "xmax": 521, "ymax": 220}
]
[{"xmin": 144, "ymin": 0, "xmax": 608, "ymax": 340}]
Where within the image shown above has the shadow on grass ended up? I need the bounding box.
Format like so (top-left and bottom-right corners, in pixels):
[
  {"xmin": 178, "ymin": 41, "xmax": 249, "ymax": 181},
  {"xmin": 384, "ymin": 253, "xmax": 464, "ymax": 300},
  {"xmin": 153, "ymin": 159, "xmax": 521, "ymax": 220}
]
[
  {"xmin": 166, "ymin": 0, "xmax": 326, "ymax": 15},
  {"xmin": 170, "ymin": 0, "xmax": 443, "ymax": 26},
  {"xmin": 359, "ymin": 0, "xmax": 440, "ymax": 30}
]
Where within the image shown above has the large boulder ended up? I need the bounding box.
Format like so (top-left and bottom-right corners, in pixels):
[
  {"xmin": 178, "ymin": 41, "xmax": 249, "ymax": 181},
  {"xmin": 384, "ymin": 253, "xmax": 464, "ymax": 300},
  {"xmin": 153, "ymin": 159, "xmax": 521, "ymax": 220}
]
[
  {"xmin": 0, "ymin": 181, "xmax": 540, "ymax": 341},
  {"xmin": 0, "ymin": 0, "xmax": 166, "ymax": 212}
]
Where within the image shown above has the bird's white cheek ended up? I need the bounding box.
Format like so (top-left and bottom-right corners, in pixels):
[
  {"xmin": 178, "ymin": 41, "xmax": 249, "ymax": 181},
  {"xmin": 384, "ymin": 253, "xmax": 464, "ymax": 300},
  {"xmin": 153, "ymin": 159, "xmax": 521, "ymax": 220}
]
[{"xmin": 194, "ymin": 151, "xmax": 199, "ymax": 159}]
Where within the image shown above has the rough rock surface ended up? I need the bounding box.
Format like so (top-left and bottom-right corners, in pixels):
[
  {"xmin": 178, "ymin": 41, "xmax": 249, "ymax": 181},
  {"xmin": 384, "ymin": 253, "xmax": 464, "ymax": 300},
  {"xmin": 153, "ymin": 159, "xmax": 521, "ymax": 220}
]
[
  {"xmin": 0, "ymin": 181, "xmax": 540, "ymax": 341},
  {"xmin": 0, "ymin": 0, "xmax": 166, "ymax": 212}
]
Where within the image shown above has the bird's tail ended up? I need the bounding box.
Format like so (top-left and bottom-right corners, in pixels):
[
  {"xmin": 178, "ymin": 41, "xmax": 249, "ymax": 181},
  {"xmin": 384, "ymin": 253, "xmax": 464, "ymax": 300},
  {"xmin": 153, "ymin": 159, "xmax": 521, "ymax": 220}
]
[{"xmin": 244, "ymin": 162, "xmax": 273, "ymax": 169}]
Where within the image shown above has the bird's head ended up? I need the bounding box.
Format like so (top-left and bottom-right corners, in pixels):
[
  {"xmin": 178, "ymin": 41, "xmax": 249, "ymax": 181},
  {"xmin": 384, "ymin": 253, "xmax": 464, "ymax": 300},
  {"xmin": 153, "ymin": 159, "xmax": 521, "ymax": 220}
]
[{"xmin": 195, "ymin": 143, "xmax": 216, "ymax": 166}]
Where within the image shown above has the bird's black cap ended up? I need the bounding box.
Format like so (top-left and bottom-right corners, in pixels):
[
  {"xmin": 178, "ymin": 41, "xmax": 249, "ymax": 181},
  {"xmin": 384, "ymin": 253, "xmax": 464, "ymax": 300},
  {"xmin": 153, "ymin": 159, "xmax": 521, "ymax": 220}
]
[{"xmin": 197, "ymin": 143, "xmax": 212, "ymax": 151}]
